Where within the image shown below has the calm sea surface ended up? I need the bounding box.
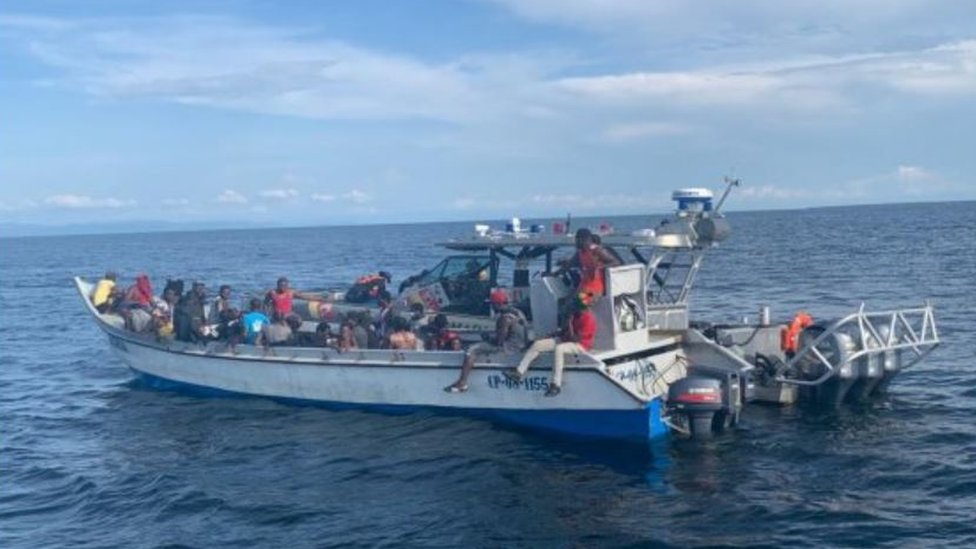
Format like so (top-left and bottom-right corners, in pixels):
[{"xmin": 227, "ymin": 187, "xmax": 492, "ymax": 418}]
[{"xmin": 1, "ymin": 202, "xmax": 974, "ymax": 548}]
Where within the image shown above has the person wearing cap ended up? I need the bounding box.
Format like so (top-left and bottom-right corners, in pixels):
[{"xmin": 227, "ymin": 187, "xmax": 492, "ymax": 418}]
[
  {"xmin": 444, "ymin": 288, "xmax": 528, "ymax": 393},
  {"xmin": 91, "ymin": 271, "xmax": 118, "ymax": 313},
  {"xmin": 503, "ymin": 291, "xmax": 597, "ymax": 397}
]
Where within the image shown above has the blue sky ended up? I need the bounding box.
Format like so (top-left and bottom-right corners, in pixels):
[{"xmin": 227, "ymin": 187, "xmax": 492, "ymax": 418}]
[{"xmin": 2, "ymin": 0, "xmax": 975, "ymax": 226}]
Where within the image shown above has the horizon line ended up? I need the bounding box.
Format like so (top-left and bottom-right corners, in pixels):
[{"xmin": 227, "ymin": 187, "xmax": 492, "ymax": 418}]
[{"xmin": 2, "ymin": 197, "xmax": 973, "ymax": 240}]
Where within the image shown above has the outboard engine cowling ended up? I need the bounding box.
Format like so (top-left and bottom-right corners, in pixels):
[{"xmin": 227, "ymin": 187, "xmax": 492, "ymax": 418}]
[{"xmin": 668, "ymin": 376, "xmax": 725, "ymax": 439}]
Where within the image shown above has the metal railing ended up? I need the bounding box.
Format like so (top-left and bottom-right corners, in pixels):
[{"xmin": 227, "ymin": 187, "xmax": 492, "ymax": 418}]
[{"xmin": 776, "ymin": 303, "xmax": 940, "ymax": 386}]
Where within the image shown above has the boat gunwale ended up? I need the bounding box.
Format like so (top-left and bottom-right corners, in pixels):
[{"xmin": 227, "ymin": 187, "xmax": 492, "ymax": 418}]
[{"xmin": 74, "ymin": 276, "xmax": 655, "ymax": 406}]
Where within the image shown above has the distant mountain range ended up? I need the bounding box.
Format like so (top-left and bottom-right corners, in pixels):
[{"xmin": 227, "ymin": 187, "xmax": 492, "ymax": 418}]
[
  {"xmin": 0, "ymin": 220, "xmax": 273, "ymax": 238},
  {"xmin": 2, "ymin": 199, "xmax": 972, "ymax": 238}
]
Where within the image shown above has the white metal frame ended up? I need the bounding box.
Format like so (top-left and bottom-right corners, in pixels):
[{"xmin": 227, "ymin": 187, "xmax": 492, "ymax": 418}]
[{"xmin": 777, "ymin": 303, "xmax": 940, "ymax": 386}]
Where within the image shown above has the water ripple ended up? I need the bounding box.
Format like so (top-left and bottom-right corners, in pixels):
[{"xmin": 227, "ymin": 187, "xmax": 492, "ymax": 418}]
[{"xmin": 1, "ymin": 203, "xmax": 975, "ymax": 547}]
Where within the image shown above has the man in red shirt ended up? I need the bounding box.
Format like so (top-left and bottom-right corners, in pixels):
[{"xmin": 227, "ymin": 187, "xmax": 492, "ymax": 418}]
[
  {"xmin": 265, "ymin": 277, "xmax": 321, "ymax": 316},
  {"xmin": 505, "ymin": 292, "xmax": 597, "ymax": 397}
]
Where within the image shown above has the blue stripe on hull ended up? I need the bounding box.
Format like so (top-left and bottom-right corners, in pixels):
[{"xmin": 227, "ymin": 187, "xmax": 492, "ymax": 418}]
[{"xmin": 132, "ymin": 369, "xmax": 669, "ymax": 442}]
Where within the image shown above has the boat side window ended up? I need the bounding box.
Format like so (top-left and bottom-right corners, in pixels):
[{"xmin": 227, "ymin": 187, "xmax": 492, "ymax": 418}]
[{"xmin": 443, "ymin": 257, "xmax": 490, "ymax": 281}]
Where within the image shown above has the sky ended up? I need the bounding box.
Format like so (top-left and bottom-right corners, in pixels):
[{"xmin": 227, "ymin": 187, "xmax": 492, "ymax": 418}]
[{"xmin": 2, "ymin": 0, "xmax": 976, "ymax": 228}]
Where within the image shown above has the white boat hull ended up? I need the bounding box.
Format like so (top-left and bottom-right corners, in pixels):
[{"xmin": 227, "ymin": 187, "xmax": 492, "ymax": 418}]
[{"xmin": 79, "ymin": 278, "xmax": 668, "ymax": 440}]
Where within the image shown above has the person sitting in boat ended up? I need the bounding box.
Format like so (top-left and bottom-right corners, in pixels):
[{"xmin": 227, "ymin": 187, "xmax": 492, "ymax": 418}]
[
  {"xmin": 260, "ymin": 312, "xmax": 296, "ymax": 347},
  {"xmin": 444, "ymin": 288, "xmax": 528, "ymax": 393},
  {"xmin": 386, "ymin": 316, "xmax": 419, "ymax": 350},
  {"xmin": 345, "ymin": 271, "xmax": 392, "ymax": 303},
  {"xmin": 128, "ymin": 307, "xmax": 155, "ymax": 334},
  {"xmin": 422, "ymin": 314, "xmax": 458, "ymax": 351},
  {"xmin": 265, "ymin": 277, "xmax": 320, "ymax": 317},
  {"xmin": 104, "ymin": 286, "xmax": 126, "ymax": 315},
  {"xmin": 150, "ymin": 287, "xmax": 179, "ymax": 338},
  {"xmin": 174, "ymin": 282, "xmax": 209, "ymax": 343},
  {"xmin": 91, "ymin": 271, "xmax": 118, "ymax": 314},
  {"xmin": 338, "ymin": 315, "xmax": 359, "ymax": 351},
  {"xmin": 215, "ymin": 308, "xmax": 243, "ymax": 344},
  {"xmin": 124, "ymin": 274, "xmax": 155, "ymax": 311},
  {"xmin": 374, "ymin": 290, "xmax": 394, "ymax": 338},
  {"xmin": 311, "ymin": 321, "xmax": 338, "ymax": 348},
  {"xmin": 208, "ymin": 284, "xmax": 234, "ymax": 324},
  {"xmin": 341, "ymin": 311, "xmax": 375, "ymax": 349},
  {"xmin": 503, "ymin": 291, "xmax": 597, "ymax": 397},
  {"xmin": 242, "ymin": 298, "xmax": 269, "ymax": 345},
  {"xmin": 408, "ymin": 302, "xmax": 429, "ymax": 334},
  {"xmin": 556, "ymin": 228, "xmax": 620, "ymax": 298}
]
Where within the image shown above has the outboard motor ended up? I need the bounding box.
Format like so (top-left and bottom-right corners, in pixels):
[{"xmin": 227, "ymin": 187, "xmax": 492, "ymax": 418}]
[
  {"xmin": 667, "ymin": 376, "xmax": 726, "ymax": 439},
  {"xmin": 795, "ymin": 324, "xmax": 857, "ymax": 407}
]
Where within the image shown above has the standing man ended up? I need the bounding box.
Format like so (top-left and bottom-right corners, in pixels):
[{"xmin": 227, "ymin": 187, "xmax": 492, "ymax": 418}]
[
  {"xmin": 558, "ymin": 228, "xmax": 619, "ymax": 298},
  {"xmin": 265, "ymin": 277, "xmax": 321, "ymax": 316}
]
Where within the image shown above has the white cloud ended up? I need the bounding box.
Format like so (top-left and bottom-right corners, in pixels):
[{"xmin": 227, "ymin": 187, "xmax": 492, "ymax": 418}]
[
  {"xmin": 555, "ymin": 40, "xmax": 976, "ymax": 113},
  {"xmin": 487, "ymin": 0, "xmax": 969, "ymax": 58},
  {"xmin": 311, "ymin": 193, "xmax": 336, "ymax": 202},
  {"xmin": 739, "ymin": 185, "xmax": 815, "ymax": 201},
  {"xmin": 896, "ymin": 165, "xmax": 936, "ymax": 182},
  {"xmin": 0, "ymin": 14, "xmax": 75, "ymax": 32},
  {"xmin": 216, "ymin": 189, "xmax": 248, "ymax": 204},
  {"xmin": 562, "ymin": 192, "xmax": 672, "ymax": 211},
  {"xmin": 2, "ymin": 11, "xmax": 974, "ymax": 131},
  {"xmin": 452, "ymin": 197, "xmax": 476, "ymax": 209},
  {"xmin": 342, "ymin": 189, "xmax": 371, "ymax": 204},
  {"xmin": 44, "ymin": 194, "xmax": 134, "ymax": 208},
  {"xmin": 601, "ymin": 121, "xmax": 695, "ymax": 142},
  {"xmin": 849, "ymin": 164, "xmax": 954, "ymax": 197},
  {"xmin": 258, "ymin": 188, "xmax": 299, "ymax": 199},
  {"xmin": 457, "ymin": 192, "xmax": 669, "ymax": 212},
  {"xmin": 560, "ymin": 71, "xmax": 782, "ymax": 105},
  {"xmin": 0, "ymin": 15, "xmax": 543, "ymax": 123}
]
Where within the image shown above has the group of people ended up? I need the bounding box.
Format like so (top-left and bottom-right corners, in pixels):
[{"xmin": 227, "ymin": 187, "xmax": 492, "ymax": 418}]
[
  {"xmin": 89, "ymin": 227, "xmax": 619, "ymax": 397},
  {"xmin": 91, "ymin": 273, "xmax": 464, "ymax": 352},
  {"xmin": 445, "ymin": 227, "xmax": 617, "ymax": 397},
  {"xmin": 92, "ymin": 273, "xmax": 240, "ymax": 342}
]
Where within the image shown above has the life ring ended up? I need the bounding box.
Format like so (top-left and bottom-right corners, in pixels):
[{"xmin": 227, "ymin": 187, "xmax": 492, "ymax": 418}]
[{"xmin": 780, "ymin": 311, "xmax": 814, "ymax": 354}]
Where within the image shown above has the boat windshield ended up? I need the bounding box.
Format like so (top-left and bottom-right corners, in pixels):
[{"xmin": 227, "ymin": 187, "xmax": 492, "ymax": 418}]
[{"xmin": 415, "ymin": 255, "xmax": 492, "ymax": 286}]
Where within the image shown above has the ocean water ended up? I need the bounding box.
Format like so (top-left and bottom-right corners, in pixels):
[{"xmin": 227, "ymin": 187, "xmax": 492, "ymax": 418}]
[{"xmin": 1, "ymin": 201, "xmax": 974, "ymax": 548}]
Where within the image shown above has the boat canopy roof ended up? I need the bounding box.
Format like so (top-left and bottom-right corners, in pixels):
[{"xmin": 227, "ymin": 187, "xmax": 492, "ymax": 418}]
[{"xmin": 439, "ymin": 229, "xmax": 693, "ymax": 252}]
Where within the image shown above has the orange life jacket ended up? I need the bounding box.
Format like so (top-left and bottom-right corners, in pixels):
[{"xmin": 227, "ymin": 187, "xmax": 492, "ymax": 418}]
[
  {"xmin": 780, "ymin": 312, "xmax": 814, "ymax": 354},
  {"xmin": 578, "ymin": 246, "xmax": 605, "ymax": 296}
]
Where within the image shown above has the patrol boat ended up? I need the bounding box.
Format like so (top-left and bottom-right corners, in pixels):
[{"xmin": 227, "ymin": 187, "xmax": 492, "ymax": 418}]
[{"xmin": 75, "ymin": 181, "xmax": 941, "ymax": 440}]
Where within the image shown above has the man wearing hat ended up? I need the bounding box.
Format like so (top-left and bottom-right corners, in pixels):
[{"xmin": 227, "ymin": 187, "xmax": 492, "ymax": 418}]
[
  {"xmin": 504, "ymin": 291, "xmax": 597, "ymax": 397},
  {"xmin": 444, "ymin": 288, "xmax": 528, "ymax": 393}
]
